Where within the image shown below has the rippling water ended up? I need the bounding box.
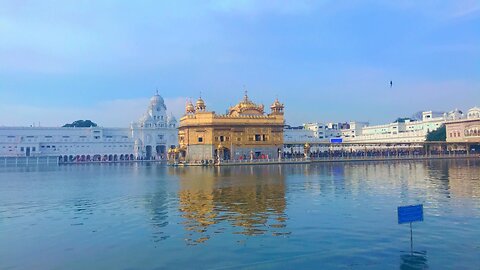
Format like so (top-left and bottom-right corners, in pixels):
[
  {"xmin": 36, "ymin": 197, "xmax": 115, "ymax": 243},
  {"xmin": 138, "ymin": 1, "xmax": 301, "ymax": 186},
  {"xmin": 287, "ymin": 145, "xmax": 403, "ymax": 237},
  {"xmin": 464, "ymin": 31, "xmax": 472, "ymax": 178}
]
[{"xmin": 1, "ymin": 160, "xmax": 480, "ymax": 269}]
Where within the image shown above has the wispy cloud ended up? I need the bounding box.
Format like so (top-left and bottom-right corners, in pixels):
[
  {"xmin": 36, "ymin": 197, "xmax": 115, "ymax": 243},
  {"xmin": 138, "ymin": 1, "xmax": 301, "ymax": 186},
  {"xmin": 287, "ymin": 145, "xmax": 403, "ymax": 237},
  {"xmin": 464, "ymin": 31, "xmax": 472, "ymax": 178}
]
[
  {"xmin": 0, "ymin": 0, "xmax": 478, "ymax": 126},
  {"xmin": 208, "ymin": 0, "xmax": 322, "ymax": 15},
  {"xmin": 450, "ymin": 4, "xmax": 480, "ymax": 19},
  {"xmin": 370, "ymin": 0, "xmax": 480, "ymax": 20}
]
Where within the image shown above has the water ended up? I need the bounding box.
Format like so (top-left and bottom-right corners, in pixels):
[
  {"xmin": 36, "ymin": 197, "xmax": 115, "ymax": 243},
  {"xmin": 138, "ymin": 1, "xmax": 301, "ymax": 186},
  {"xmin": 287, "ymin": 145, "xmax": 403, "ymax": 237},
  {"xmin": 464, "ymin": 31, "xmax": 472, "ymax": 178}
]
[{"xmin": 1, "ymin": 160, "xmax": 480, "ymax": 269}]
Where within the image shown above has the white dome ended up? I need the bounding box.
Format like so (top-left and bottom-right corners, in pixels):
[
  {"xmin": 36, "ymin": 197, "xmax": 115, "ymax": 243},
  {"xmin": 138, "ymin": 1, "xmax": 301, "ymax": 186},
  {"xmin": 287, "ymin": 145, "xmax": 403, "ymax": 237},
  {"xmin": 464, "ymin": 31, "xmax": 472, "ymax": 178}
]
[
  {"xmin": 150, "ymin": 92, "xmax": 166, "ymax": 110},
  {"xmin": 468, "ymin": 106, "xmax": 480, "ymax": 112},
  {"xmin": 151, "ymin": 94, "xmax": 164, "ymax": 104},
  {"xmin": 468, "ymin": 107, "xmax": 480, "ymax": 119},
  {"xmin": 135, "ymin": 91, "xmax": 172, "ymax": 129},
  {"xmin": 167, "ymin": 114, "xmax": 177, "ymax": 123}
]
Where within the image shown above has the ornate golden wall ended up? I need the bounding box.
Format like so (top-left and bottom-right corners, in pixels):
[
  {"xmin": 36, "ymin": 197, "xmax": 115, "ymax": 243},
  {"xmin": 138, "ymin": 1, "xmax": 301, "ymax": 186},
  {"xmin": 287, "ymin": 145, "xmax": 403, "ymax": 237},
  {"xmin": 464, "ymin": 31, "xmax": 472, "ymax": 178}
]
[{"xmin": 178, "ymin": 94, "xmax": 285, "ymax": 161}]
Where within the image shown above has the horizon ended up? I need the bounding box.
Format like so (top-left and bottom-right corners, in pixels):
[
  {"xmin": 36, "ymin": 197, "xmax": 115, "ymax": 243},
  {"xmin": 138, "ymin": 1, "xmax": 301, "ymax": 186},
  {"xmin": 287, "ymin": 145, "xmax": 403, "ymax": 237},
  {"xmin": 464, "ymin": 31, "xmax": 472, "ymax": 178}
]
[
  {"xmin": 1, "ymin": 1, "xmax": 479, "ymax": 127},
  {"xmin": 0, "ymin": 90, "xmax": 474, "ymax": 128}
]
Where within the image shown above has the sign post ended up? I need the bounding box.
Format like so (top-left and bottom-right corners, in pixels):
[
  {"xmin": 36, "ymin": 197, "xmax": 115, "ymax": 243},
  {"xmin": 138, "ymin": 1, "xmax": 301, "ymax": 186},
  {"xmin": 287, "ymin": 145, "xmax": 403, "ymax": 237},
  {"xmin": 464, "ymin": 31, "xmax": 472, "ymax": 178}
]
[
  {"xmin": 397, "ymin": 204, "xmax": 423, "ymax": 253},
  {"xmin": 330, "ymin": 138, "xmax": 343, "ymax": 144}
]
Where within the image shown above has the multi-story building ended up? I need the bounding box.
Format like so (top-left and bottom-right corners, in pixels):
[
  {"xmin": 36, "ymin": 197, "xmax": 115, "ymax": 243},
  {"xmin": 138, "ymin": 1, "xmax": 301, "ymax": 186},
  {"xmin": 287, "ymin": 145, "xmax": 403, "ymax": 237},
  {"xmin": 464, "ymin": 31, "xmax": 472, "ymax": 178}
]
[
  {"xmin": 0, "ymin": 92, "xmax": 178, "ymax": 161},
  {"xmin": 284, "ymin": 121, "xmax": 368, "ymax": 144},
  {"xmin": 177, "ymin": 93, "xmax": 285, "ymax": 162},
  {"xmin": 283, "ymin": 125, "xmax": 317, "ymax": 143},
  {"xmin": 342, "ymin": 121, "xmax": 369, "ymax": 138},
  {"xmin": 344, "ymin": 111, "xmax": 447, "ymax": 143},
  {"xmin": 284, "ymin": 109, "xmax": 469, "ymax": 144},
  {"xmin": 446, "ymin": 107, "xmax": 480, "ymax": 144}
]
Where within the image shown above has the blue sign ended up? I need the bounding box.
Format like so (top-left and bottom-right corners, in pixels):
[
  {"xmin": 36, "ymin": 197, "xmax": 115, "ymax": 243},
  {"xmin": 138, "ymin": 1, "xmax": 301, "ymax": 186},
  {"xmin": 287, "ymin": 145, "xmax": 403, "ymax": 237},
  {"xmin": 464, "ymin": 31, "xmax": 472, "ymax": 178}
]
[
  {"xmin": 398, "ymin": 204, "xmax": 423, "ymax": 224},
  {"xmin": 330, "ymin": 138, "xmax": 343, "ymax": 144}
]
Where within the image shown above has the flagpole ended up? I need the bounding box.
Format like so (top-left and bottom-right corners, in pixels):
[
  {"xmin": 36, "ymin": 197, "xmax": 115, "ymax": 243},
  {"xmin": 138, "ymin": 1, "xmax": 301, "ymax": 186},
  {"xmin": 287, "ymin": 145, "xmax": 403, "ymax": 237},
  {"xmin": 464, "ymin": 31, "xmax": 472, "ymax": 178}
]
[{"xmin": 410, "ymin": 222, "xmax": 413, "ymax": 254}]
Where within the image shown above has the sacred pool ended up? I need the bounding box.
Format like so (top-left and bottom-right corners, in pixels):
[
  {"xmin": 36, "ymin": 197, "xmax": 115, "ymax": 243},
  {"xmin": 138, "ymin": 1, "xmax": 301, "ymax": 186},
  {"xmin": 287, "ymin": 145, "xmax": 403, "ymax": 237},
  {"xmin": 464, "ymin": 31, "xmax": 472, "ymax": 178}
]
[{"xmin": 1, "ymin": 160, "xmax": 479, "ymax": 269}]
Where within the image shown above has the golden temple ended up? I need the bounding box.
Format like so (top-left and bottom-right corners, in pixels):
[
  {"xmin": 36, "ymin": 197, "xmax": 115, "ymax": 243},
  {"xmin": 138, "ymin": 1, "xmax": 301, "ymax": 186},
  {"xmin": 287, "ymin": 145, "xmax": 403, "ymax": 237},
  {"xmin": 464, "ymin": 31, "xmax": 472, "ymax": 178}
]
[{"xmin": 177, "ymin": 92, "xmax": 285, "ymax": 163}]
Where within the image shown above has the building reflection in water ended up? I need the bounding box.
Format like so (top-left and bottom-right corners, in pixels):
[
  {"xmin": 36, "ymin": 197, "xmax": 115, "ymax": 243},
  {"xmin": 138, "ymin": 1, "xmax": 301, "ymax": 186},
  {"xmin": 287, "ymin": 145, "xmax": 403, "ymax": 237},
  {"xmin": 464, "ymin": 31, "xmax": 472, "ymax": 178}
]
[
  {"xmin": 165, "ymin": 160, "xmax": 480, "ymax": 246},
  {"xmin": 438, "ymin": 159, "xmax": 480, "ymax": 200},
  {"xmin": 170, "ymin": 165, "xmax": 289, "ymax": 245},
  {"xmin": 300, "ymin": 159, "xmax": 480, "ymax": 205},
  {"xmin": 145, "ymin": 189, "xmax": 170, "ymax": 243},
  {"xmin": 143, "ymin": 164, "xmax": 173, "ymax": 244}
]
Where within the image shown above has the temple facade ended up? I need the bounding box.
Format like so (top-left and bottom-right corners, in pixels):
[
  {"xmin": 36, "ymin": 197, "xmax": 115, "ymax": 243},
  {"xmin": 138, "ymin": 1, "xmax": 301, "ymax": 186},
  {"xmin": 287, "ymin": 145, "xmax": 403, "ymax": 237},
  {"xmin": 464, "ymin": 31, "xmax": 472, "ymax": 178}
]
[
  {"xmin": 177, "ymin": 92, "xmax": 284, "ymax": 162},
  {"xmin": 0, "ymin": 92, "xmax": 178, "ymax": 161}
]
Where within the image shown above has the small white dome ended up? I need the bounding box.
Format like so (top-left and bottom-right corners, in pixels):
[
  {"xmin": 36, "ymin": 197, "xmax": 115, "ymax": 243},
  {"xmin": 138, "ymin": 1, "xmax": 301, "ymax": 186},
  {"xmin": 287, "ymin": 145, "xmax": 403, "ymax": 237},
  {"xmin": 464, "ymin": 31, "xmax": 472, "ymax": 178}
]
[
  {"xmin": 468, "ymin": 106, "xmax": 480, "ymax": 112},
  {"xmin": 150, "ymin": 94, "xmax": 164, "ymax": 104},
  {"xmin": 468, "ymin": 107, "xmax": 480, "ymax": 119},
  {"xmin": 167, "ymin": 114, "xmax": 177, "ymax": 123}
]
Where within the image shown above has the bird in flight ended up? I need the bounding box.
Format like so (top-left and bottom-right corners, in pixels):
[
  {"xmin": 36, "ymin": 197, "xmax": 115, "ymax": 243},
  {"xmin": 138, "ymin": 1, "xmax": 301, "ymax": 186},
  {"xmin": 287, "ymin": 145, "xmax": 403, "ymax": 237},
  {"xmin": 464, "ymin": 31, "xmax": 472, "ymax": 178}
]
[{"xmin": 390, "ymin": 81, "xmax": 393, "ymax": 88}]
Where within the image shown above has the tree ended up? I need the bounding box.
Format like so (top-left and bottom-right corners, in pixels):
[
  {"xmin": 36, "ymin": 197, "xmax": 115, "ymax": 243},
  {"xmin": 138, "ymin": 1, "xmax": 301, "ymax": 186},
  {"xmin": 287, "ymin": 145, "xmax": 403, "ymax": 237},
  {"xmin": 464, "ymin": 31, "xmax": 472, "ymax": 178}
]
[
  {"xmin": 426, "ymin": 124, "xmax": 446, "ymax": 141},
  {"xmin": 62, "ymin": 120, "xmax": 98, "ymax": 128}
]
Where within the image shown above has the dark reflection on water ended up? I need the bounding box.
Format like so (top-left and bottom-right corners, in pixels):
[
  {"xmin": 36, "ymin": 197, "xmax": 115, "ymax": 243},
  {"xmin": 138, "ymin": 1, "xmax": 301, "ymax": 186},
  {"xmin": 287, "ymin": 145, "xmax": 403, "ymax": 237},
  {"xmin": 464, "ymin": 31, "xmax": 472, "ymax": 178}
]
[
  {"xmin": 400, "ymin": 251, "xmax": 428, "ymax": 270},
  {"xmin": 69, "ymin": 198, "xmax": 96, "ymax": 226},
  {"xmin": 172, "ymin": 166, "xmax": 290, "ymax": 245},
  {"xmin": 145, "ymin": 189, "xmax": 170, "ymax": 243}
]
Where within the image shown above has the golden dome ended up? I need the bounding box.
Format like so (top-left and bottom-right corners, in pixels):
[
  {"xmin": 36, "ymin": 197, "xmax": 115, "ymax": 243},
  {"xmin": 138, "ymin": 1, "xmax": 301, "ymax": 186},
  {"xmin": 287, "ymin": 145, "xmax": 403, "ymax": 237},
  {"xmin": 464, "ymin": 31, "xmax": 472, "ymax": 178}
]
[
  {"xmin": 228, "ymin": 91, "xmax": 265, "ymax": 116},
  {"xmin": 185, "ymin": 100, "xmax": 195, "ymax": 114},
  {"xmin": 195, "ymin": 97, "xmax": 206, "ymax": 111},
  {"xmin": 271, "ymin": 98, "xmax": 283, "ymax": 108},
  {"xmin": 270, "ymin": 98, "xmax": 284, "ymax": 114}
]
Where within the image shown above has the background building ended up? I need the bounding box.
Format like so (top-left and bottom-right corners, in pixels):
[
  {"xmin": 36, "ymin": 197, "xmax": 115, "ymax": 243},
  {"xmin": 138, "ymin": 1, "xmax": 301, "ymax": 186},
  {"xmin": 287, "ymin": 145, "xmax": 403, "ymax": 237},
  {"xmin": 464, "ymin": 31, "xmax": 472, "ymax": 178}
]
[
  {"xmin": 284, "ymin": 110, "xmax": 465, "ymax": 144},
  {"xmin": 446, "ymin": 107, "xmax": 480, "ymax": 144},
  {"xmin": 0, "ymin": 92, "xmax": 178, "ymax": 161}
]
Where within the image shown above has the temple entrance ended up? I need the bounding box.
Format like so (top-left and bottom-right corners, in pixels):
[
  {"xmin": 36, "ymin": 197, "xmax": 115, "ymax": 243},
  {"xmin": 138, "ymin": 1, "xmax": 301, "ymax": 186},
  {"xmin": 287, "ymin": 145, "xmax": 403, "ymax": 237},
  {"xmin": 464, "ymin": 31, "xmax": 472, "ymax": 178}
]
[
  {"xmin": 215, "ymin": 147, "xmax": 231, "ymax": 160},
  {"xmin": 26, "ymin": 147, "xmax": 31, "ymax": 157},
  {"xmin": 146, "ymin": 145, "xmax": 153, "ymax": 160},
  {"xmin": 223, "ymin": 148, "xmax": 231, "ymax": 160},
  {"xmin": 156, "ymin": 145, "xmax": 166, "ymax": 159}
]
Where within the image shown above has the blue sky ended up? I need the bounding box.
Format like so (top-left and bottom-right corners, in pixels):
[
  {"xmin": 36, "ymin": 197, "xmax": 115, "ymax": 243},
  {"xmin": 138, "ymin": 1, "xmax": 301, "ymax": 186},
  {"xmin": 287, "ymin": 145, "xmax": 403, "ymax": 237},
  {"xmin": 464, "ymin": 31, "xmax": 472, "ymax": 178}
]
[{"xmin": 1, "ymin": 0, "xmax": 479, "ymax": 127}]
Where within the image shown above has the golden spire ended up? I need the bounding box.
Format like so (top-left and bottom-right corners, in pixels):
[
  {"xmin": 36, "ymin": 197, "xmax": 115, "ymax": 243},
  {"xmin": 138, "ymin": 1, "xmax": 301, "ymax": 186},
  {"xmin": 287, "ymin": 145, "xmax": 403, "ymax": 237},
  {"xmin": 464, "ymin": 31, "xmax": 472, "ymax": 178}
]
[{"xmin": 185, "ymin": 98, "xmax": 195, "ymax": 114}]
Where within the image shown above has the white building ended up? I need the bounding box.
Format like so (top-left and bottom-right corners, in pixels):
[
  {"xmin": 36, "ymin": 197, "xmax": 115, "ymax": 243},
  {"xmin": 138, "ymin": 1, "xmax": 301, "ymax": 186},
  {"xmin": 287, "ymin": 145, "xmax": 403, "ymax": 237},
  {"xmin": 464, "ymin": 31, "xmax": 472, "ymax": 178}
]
[
  {"xmin": 342, "ymin": 121, "xmax": 369, "ymax": 138},
  {"xmin": 284, "ymin": 109, "xmax": 472, "ymax": 144},
  {"xmin": 284, "ymin": 121, "xmax": 368, "ymax": 144},
  {"xmin": 283, "ymin": 125, "xmax": 317, "ymax": 143},
  {"xmin": 444, "ymin": 109, "xmax": 464, "ymax": 121},
  {"xmin": 342, "ymin": 111, "xmax": 445, "ymax": 143},
  {"xmin": 0, "ymin": 93, "xmax": 178, "ymax": 161}
]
